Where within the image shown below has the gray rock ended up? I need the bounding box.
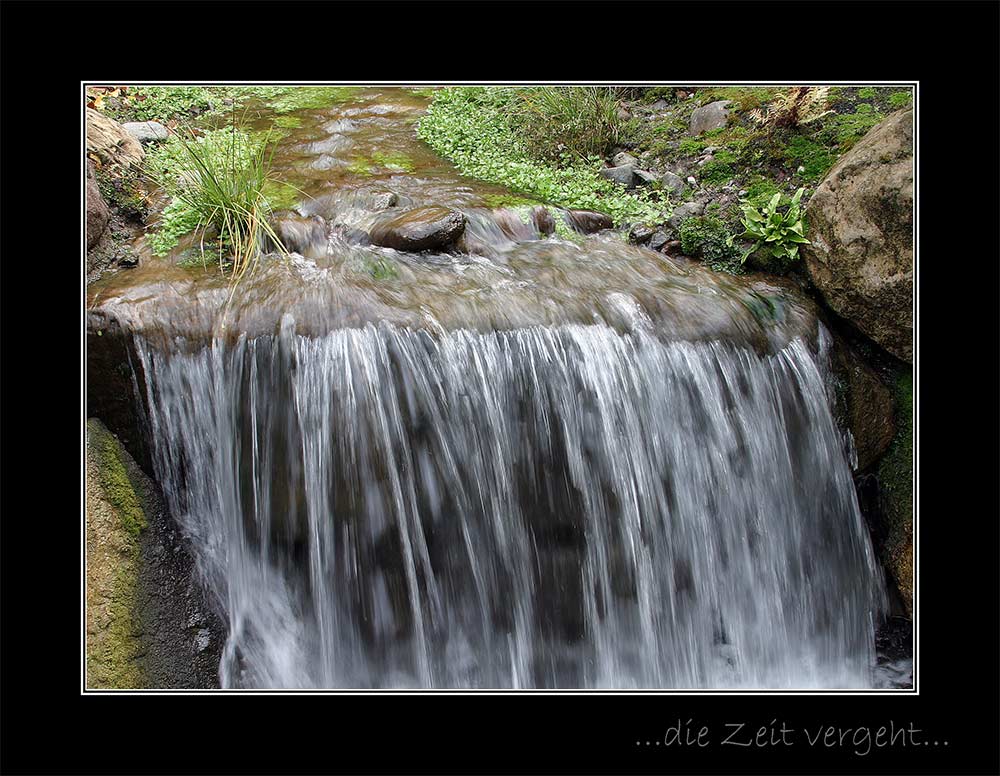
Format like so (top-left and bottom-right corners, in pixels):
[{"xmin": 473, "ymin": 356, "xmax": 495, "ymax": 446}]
[
  {"xmin": 122, "ymin": 121, "xmax": 169, "ymax": 143},
  {"xmin": 612, "ymin": 151, "xmax": 639, "ymax": 168},
  {"xmin": 632, "ymin": 169, "xmax": 660, "ymax": 187},
  {"xmin": 649, "ymin": 98, "xmax": 670, "ymax": 111},
  {"xmin": 194, "ymin": 629, "xmax": 211, "ymax": 653},
  {"xmin": 86, "ymin": 160, "xmax": 110, "ymax": 251},
  {"xmin": 648, "ymin": 231, "xmax": 669, "ymax": 251},
  {"xmin": 688, "ymin": 100, "xmax": 731, "ymax": 135},
  {"xmin": 369, "ymin": 206, "xmax": 466, "ymax": 252},
  {"xmin": 629, "ymin": 224, "xmax": 654, "ymax": 244},
  {"xmin": 599, "ymin": 164, "xmax": 635, "ymax": 188},
  {"xmin": 660, "ymin": 171, "xmax": 686, "ymax": 197},
  {"xmin": 686, "ymin": 176, "xmax": 697, "ymax": 186},
  {"xmin": 697, "ymin": 154, "xmax": 715, "ymax": 166},
  {"xmin": 667, "ymin": 201, "xmax": 705, "ymax": 229},
  {"xmin": 802, "ymin": 109, "xmax": 913, "ymax": 362},
  {"xmin": 272, "ymin": 214, "xmax": 327, "ymax": 256}
]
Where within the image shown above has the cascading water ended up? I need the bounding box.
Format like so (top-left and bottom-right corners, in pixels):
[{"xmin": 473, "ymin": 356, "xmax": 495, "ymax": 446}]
[
  {"xmin": 87, "ymin": 87, "xmax": 899, "ymax": 689},
  {"xmin": 132, "ymin": 319, "xmax": 885, "ymax": 689}
]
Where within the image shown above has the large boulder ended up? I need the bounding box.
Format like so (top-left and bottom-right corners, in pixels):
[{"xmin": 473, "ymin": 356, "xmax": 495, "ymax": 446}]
[
  {"xmin": 688, "ymin": 100, "xmax": 731, "ymax": 135},
  {"xmin": 86, "ymin": 108, "xmax": 144, "ymax": 170},
  {"xmin": 599, "ymin": 164, "xmax": 635, "ymax": 188},
  {"xmin": 802, "ymin": 109, "xmax": 913, "ymax": 362},
  {"xmin": 86, "ymin": 160, "xmax": 110, "ymax": 250},
  {"xmin": 369, "ymin": 206, "xmax": 466, "ymax": 252}
]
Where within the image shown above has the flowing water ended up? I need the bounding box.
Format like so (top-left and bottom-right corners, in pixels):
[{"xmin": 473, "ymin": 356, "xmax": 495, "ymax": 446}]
[{"xmin": 88, "ymin": 88, "xmax": 900, "ymax": 689}]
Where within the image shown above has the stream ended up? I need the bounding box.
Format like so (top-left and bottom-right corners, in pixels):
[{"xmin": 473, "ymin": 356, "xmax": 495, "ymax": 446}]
[{"xmin": 87, "ymin": 88, "xmax": 910, "ymax": 689}]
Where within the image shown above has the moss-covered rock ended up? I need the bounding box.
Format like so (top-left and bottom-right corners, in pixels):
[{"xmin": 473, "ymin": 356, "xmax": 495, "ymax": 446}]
[
  {"xmin": 85, "ymin": 419, "xmax": 146, "ymax": 688},
  {"xmin": 877, "ymin": 372, "xmax": 913, "ymax": 617}
]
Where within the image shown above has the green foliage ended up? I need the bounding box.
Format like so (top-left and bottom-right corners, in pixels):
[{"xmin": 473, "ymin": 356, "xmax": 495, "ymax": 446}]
[
  {"xmin": 742, "ymin": 178, "xmax": 785, "ymax": 208},
  {"xmin": 146, "ymin": 197, "xmax": 202, "ymax": 256},
  {"xmin": 782, "ymin": 135, "xmax": 837, "ymax": 181},
  {"xmin": 143, "ymin": 118, "xmax": 287, "ymax": 280},
  {"xmin": 736, "ymin": 188, "xmax": 810, "ymax": 269},
  {"xmin": 698, "ymin": 149, "xmax": 738, "ymax": 186},
  {"xmin": 679, "ymin": 216, "xmax": 740, "ymax": 269},
  {"xmin": 888, "ymin": 90, "xmax": 912, "ymax": 109},
  {"xmin": 95, "ymin": 165, "xmax": 149, "ymax": 221},
  {"xmin": 503, "ymin": 86, "xmax": 626, "ymax": 160},
  {"xmin": 105, "ymin": 86, "xmax": 213, "ymax": 122},
  {"xmin": 267, "ymin": 86, "xmax": 357, "ymax": 114},
  {"xmin": 857, "ymin": 87, "xmax": 877, "ymax": 99},
  {"xmin": 417, "ymin": 87, "xmax": 669, "ymax": 226},
  {"xmin": 826, "ymin": 103, "xmax": 885, "ymax": 150},
  {"xmin": 678, "ymin": 137, "xmax": 705, "ymax": 156}
]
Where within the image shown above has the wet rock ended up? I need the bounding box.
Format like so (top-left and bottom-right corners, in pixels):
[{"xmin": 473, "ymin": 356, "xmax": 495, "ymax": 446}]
[
  {"xmin": 194, "ymin": 629, "xmax": 212, "ymax": 653},
  {"xmin": 334, "ymin": 224, "xmax": 372, "ymax": 246},
  {"xmin": 649, "ymin": 231, "xmax": 669, "ymax": 252},
  {"xmin": 802, "ymin": 109, "xmax": 913, "ymax": 362},
  {"xmin": 532, "ymin": 206, "xmax": 555, "ymax": 236},
  {"xmin": 369, "ymin": 206, "xmax": 466, "ymax": 252},
  {"xmin": 566, "ymin": 209, "xmax": 613, "ymax": 234},
  {"xmin": 599, "ymin": 164, "xmax": 635, "ymax": 188},
  {"xmin": 667, "ymin": 201, "xmax": 705, "ymax": 229},
  {"xmin": 660, "ymin": 171, "xmax": 685, "ymax": 197},
  {"xmin": 122, "ymin": 121, "xmax": 169, "ymax": 143},
  {"xmin": 830, "ymin": 338, "xmax": 895, "ymax": 470},
  {"xmin": 369, "ymin": 191, "xmax": 399, "ymax": 211},
  {"xmin": 272, "ymin": 213, "xmax": 327, "ymax": 256},
  {"xmin": 629, "ymin": 224, "xmax": 654, "ymax": 244},
  {"xmin": 86, "ymin": 160, "xmax": 110, "ymax": 251},
  {"xmin": 612, "ymin": 151, "xmax": 639, "ymax": 168},
  {"xmin": 688, "ymin": 100, "xmax": 731, "ymax": 135},
  {"xmin": 86, "ymin": 108, "xmax": 144, "ymax": 170}
]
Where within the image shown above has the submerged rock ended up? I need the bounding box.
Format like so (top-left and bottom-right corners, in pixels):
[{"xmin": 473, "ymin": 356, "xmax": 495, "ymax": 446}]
[
  {"xmin": 802, "ymin": 109, "xmax": 913, "ymax": 362},
  {"xmin": 271, "ymin": 213, "xmax": 328, "ymax": 256},
  {"xmin": 369, "ymin": 206, "xmax": 466, "ymax": 252},
  {"xmin": 565, "ymin": 209, "xmax": 613, "ymax": 233}
]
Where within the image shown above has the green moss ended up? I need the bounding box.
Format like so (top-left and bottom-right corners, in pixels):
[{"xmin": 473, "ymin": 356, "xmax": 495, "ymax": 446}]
[
  {"xmin": 267, "ymin": 86, "xmax": 358, "ymax": 114},
  {"xmin": 857, "ymin": 87, "xmax": 877, "ymax": 99},
  {"xmin": 679, "ymin": 215, "xmax": 740, "ymax": 271},
  {"xmin": 273, "ymin": 115, "xmax": 303, "ymax": 129},
  {"xmin": 90, "ymin": 423, "xmax": 146, "ymax": 537},
  {"xmin": 742, "ymin": 177, "xmax": 784, "ymax": 208},
  {"xmin": 481, "ymin": 192, "xmax": 541, "ymax": 209},
  {"xmin": 782, "ymin": 135, "xmax": 837, "ymax": 182},
  {"xmin": 365, "ymin": 256, "xmax": 399, "ymax": 280},
  {"xmin": 678, "ymin": 137, "xmax": 705, "ymax": 156},
  {"xmin": 888, "ymin": 90, "xmax": 913, "ymax": 109},
  {"xmin": 95, "ymin": 165, "xmax": 149, "ymax": 221}
]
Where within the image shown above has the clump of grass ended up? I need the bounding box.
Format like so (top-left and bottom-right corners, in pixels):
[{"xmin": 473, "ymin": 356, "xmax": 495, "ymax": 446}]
[
  {"xmin": 144, "ymin": 111, "xmax": 288, "ymax": 285},
  {"xmin": 505, "ymin": 86, "xmax": 626, "ymax": 161}
]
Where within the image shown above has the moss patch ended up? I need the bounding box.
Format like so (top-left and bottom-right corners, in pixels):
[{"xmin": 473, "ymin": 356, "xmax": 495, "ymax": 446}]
[
  {"xmin": 877, "ymin": 372, "xmax": 913, "ymax": 616},
  {"xmin": 86, "ymin": 419, "xmax": 147, "ymax": 688}
]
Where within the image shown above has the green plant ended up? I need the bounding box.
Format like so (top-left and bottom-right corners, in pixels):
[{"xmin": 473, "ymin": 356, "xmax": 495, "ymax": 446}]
[
  {"xmin": 735, "ymin": 188, "xmax": 810, "ymax": 266},
  {"xmin": 506, "ymin": 86, "xmax": 625, "ymax": 161},
  {"xmin": 417, "ymin": 87, "xmax": 669, "ymax": 225},
  {"xmin": 679, "ymin": 216, "xmax": 740, "ymax": 266},
  {"xmin": 857, "ymin": 87, "xmax": 877, "ymax": 99},
  {"xmin": 143, "ymin": 113, "xmax": 287, "ymax": 284},
  {"xmin": 888, "ymin": 90, "xmax": 912, "ymax": 109}
]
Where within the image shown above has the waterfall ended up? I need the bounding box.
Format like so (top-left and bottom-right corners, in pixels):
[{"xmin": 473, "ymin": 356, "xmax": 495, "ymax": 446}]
[{"xmin": 131, "ymin": 318, "xmax": 885, "ymax": 689}]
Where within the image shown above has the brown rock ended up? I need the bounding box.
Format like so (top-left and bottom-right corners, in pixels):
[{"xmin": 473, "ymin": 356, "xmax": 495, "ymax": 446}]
[
  {"xmin": 565, "ymin": 209, "xmax": 613, "ymax": 234},
  {"xmin": 86, "ymin": 160, "xmax": 110, "ymax": 251},
  {"xmin": 86, "ymin": 107, "xmax": 144, "ymax": 170},
  {"xmin": 532, "ymin": 206, "xmax": 555, "ymax": 237},
  {"xmin": 802, "ymin": 110, "xmax": 913, "ymax": 362},
  {"xmin": 830, "ymin": 337, "xmax": 895, "ymax": 470},
  {"xmin": 369, "ymin": 206, "xmax": 466, "ymax": 252}
]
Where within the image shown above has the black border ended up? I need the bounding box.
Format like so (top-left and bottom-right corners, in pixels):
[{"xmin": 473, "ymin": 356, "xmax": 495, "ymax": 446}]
[{"xmin": 3, "ymin": 1, "xmax": 998, "ymax": 774}]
